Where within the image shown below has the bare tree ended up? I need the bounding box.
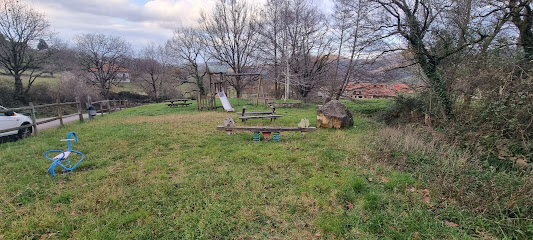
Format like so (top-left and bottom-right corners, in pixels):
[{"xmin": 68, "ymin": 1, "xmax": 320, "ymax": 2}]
[
  {"xmin": 75, "ymin": 33, "xmax": 132, "ymax": 99},
  {"xmin": 326, "ymin": 0, "xmax": 372, "ymax": 102},
  {"xmin": 256, "ymin": 0, "xmax": 286, "ymax": 99},
  {"xmin": 0, "ymin": 0, "xmax": 52, "ymax": 104},
  {"xmin": 257, "ymin": 0, "xmax": 333, "ymax": 100},
  {"xmin": 167, "ymin": 26, "xmax": 207, "ymax": 95},
  {"xmin": 201, "ymin": 0, "xmax": 260, "ymax": 98},
  {"xmin": 41, "ymin": 40, "xmax": 79, "ymax": 77},
  {"xmin": 282, "ymin": 0, "xmax": 333, "ymax": 99},
  {"xmin": 135, "ymin": 43, "xmax": 172, "ymax": 100}
]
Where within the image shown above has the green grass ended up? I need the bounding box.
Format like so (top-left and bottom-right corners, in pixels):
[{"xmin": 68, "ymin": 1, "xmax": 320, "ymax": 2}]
[
  {"xmin": 0, "ymin": 100, "xmax": 505, "ymax": 239},
  {"xmin": 114, "ymin": 82, "xmax": 144, "ymax": 94},
  {"xmin": 0, "ymin": 72, "xmax": 61, "ymax": 87},
  {"xmin": 343, "ymin": 99, "xmax": 393, "ymax": 115}
]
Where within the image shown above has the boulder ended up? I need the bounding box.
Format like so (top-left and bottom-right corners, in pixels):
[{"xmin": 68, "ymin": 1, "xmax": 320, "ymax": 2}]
[{"xmin": 316, "ymin": 100, "xmax": 353, "ymax": 129}]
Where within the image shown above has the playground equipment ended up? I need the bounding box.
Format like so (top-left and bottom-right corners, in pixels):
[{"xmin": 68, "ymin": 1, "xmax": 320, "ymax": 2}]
[
  {"xmin": 197, "ymin": 64, "xmax": 233, "ymax": 111},
  {"xmin": 44, "ymin": 132, "xmax": 85, "ymax": 177},
  {"xmin": 197, "ymin": 64, "xmax": 266, "ymax": 111},
  {"xmin": 217, "ymin": 118, "xmax": 315, "ymax": 142}
]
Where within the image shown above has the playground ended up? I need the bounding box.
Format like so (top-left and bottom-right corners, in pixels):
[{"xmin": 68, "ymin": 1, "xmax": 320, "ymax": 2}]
[{"xmin": 0, "ymin": 100, "xmax": 507, "ymax": 239}]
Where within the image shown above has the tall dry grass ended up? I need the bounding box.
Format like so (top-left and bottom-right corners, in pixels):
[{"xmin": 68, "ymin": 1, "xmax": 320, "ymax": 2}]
[{"xmin": 373, "ymin": 125, "xmax": 532, "ymax": 236}]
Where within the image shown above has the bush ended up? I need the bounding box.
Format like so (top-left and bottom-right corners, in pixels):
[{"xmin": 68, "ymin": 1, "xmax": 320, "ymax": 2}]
[
  {"xmin": 376, "ymin": 95, "xmax": 425, "ymax": 124},
  {"xmin": 0, "ymin": 84, "xmax": 15, "ymax": 107},
  {"xmin": 110, "ymin": 91, "xmax": 152, "ymax": 104},
  {"xmin": 28, "ymin": 82, "xmax": 57, "ymax": 104}
]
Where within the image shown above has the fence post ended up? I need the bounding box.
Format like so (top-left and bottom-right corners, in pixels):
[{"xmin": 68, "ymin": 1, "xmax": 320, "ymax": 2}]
[
  {"xmin": 29, "ymin": 102, "xmax": 38, "ymax": 136},
  {"xmin": 57, "ymin": 100, "xmax": 64, "ymax": 127},
  {"xmin": 107, "ymin": 100, "xmax": 111, "ymax": 114},
  {"xmin": 197, "ymin": 92, "xmax": 201, "ymax": 111},
  {"xmin": 76, "ymin": 97, "xmax": 84, "ymax": 122},
  {"xmin": 100, "ymin": 103, "xmax": 104, "ymax": 117},
  {"xmin": 87, "ymin": 96, "xmax": 93, "ymax": 121}
]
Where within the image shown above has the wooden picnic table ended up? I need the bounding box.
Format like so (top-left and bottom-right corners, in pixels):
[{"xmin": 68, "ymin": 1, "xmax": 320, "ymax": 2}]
[{"xmin": 165, "ymin": 99, "xmax": 192, "ymax": 107}]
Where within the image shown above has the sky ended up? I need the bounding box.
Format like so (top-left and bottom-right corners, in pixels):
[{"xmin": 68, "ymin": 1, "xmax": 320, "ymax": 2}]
[{"xmin": 29, "ymin": 0, "xmax": 333, "ymax": 53}]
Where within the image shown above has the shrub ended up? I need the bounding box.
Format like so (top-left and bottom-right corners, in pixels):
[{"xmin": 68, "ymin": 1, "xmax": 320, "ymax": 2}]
[
  {"xmin": 110, "ymin": 91, "xmax": 152, "ymax": 104},
  {"xmin": 376, "ymin": 95, "xmax": 425, "ymax": 124}
]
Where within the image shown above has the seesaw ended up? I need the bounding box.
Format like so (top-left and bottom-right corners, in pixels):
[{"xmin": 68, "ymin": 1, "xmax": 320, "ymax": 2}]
[
  {"xmin": 217, "ymin": 118, "xmax": 315, "ymax": 142},
  {"xmin": 44, "ymin": 132, "xmax": 85, "ymax": 177}
]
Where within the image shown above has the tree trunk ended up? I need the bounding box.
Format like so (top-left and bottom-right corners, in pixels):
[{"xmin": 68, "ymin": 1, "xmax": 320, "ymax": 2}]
[
  {"xmin": 14, "ymin": 75, "xmax": 26, "ymax": 104},
  {"xmin": 195, "ymin": 74, "xmax": 205, "ymax": 96},
  {"xmin": 100, "ymin": 81, "xmax": 109, "ymax": 100},
  {"xmin": 235, "ymin": 75, "xmax": 242, "ymax": 98}
]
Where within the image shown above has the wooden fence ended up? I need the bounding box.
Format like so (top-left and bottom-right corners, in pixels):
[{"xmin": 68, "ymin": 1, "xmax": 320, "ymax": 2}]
[
  {"xmin": 87, "ymin": 97, "xmax": 129, "ymax": 118},
  {"xmin": 0, "ymin": 98, "xmax": 128, "ymax": 137}
]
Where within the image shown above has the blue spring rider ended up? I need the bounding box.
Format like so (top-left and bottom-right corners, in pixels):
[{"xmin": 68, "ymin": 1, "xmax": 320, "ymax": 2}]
[{"xmin": 44, "ymin": 132, "xmax": 85, "ymax": 177}]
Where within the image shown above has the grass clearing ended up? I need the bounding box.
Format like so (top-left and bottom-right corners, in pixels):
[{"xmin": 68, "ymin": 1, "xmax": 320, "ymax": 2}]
[{"xmin": 0, "ymin": 100, "xmax": 519, "ymax": 239}]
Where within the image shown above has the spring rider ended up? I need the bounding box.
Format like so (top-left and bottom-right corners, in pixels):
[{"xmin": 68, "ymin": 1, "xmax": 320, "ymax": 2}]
[{"xmin": 44, "ymin": 132, "xmax": 85, "ymax": 177}]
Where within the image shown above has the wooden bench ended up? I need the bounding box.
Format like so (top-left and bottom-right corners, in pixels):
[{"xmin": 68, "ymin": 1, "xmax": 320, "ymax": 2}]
[
  {"xmin": 238, "ymin": 106, "xmax": 276, "ymax": 116},
  {"xmin": 239, "ymin": 115, "xmax": 283, "ymax": 125}
]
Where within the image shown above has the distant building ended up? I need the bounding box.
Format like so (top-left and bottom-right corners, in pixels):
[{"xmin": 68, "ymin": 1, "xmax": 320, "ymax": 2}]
[
  {"xmin": 345, "ymin": 82, "xmax": 416, "ymax": 99},
  {"xmin": 89, "ymin": 64, "xmax": 131, "ymax": 83}
]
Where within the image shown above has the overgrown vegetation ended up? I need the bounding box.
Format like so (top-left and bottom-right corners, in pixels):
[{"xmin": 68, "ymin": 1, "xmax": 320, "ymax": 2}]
[{"xmin": 373, "ymin": 126, "xmax": 532, "ymax": 239}]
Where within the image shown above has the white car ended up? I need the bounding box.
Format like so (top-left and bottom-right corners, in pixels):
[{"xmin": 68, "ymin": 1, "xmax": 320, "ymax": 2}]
[{"xmin": 0, "ymin": 105, "xmax": 33, "ymax": 139}]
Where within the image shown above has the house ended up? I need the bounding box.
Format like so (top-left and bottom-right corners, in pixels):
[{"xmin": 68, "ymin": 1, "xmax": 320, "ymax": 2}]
[
  {"xmin": 89, "ymin": 64, "xmax": 131, "ymax": 83},
  {"xmin": 345, "ymin": 82, "xmax": 415, "ymax": 99}
]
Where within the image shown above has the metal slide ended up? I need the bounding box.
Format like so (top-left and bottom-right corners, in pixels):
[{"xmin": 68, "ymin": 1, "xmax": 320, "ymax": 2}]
[{"xmin": 216, "ymin": 90, "xmax": 235, "ymax": 112}]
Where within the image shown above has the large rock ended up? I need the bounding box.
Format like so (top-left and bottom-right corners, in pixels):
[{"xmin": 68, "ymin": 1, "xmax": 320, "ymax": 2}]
[{"xmin": 316, "ymin": 100, "xmax": 353, "ymax": 129}]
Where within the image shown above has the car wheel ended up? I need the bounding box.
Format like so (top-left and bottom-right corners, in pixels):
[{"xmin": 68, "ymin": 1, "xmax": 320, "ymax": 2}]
[{"xmin": 18, "ymin": 124, "xmax": 32, "ymax": 139}]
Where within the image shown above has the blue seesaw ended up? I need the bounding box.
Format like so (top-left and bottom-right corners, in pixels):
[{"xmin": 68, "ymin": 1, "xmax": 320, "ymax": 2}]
[{"xmin": 44, "ymin": 132, "xmax": 85, "ymax": 177}]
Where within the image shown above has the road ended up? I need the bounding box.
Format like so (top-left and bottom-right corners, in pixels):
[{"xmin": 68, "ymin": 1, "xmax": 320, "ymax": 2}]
[
  {"xmin": 0, "ymin": 113, "xmax": 109, "ymax": 143},
  {"xmin": 38, "ymin": 114, "xmax": 88, "ymax": 130}
]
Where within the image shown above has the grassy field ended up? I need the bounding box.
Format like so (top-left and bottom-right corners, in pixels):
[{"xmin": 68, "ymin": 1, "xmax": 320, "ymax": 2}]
[
  {"xmin": 0, "ymin": 72, "xmax": 61, "ymax": 87},
  {"xmin": 0, "ymin": 99, "xmax": 520, "ymax": 239}
]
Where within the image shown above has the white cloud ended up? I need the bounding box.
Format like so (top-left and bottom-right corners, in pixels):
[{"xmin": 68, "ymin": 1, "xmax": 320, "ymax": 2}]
[
  {"xmin": 29, "ymin": 0, "xmax": 217, "ymax": 49},
  {"xmin": 28, "ymin": 0, "xmax": 334, "ymax": 51}
]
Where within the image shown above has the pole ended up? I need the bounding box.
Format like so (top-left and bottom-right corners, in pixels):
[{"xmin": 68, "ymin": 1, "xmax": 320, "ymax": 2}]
[
  {"xmin": 285, "ymin": 60, "xmax": 289, "ymax": 102},
  {"xmin": 100, "ymin": 103, "xmax": 104, "ymax": 117},
  {"xmin": 87, "ymin": 96, "xmax": 93, "ymax": 121},
  {"xmin": 256, "ymin": 75, "xmax": 261, "ymax": 106},
  {"xmin": 106, "ymin": 100, "xmax": 111, "ymax": 114}
]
